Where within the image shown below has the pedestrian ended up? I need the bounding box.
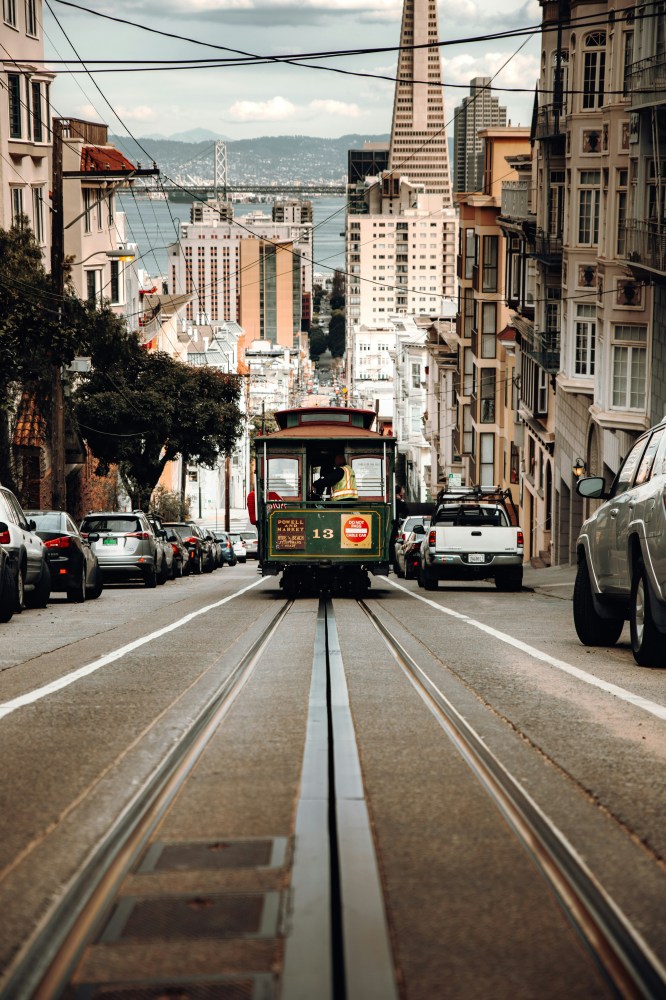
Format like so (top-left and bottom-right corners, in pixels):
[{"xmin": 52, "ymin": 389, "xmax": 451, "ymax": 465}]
[
  {"xmin": 311, "ymin": 452, "xmax": 358, "ymax": 500},
  {"xmin": 396, "ymin": 484, "xmax": 409, "ymax": 521}
]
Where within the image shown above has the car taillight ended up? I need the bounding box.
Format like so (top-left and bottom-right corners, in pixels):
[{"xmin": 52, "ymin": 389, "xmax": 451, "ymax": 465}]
[
  {"xmin": 45, "ymin": 536, "xmax": 71, "ymax": 549},
  {"xmin": 517, "ymin": 530, "xmax": 524, "ymax": 547},
  {"xmin": 0, "ymin": 529, "xmax": 9, "ymax": 545},
  {"xmin": 184, "ymin": 536, "xmax": 198, "ymax": 545},
  {"xmin": 399, "ymin": 533, "xmax": 405, "ymax": 543},
  {"xmin": 428, "ymin": 529, "xmax": 436, "ymax": 546},
  {"xmin": 171, "ymin": 542, "xmax": 179, "ymax": 555},
  {"xmin": 126, "ymin": 531, "xmax": 150, "ymax": 540}
]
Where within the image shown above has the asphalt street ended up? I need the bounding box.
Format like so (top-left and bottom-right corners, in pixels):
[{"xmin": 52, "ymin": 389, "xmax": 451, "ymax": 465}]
[{"xmin": 0, "ymin": 563, "xmax": 664, "ymax": 998}]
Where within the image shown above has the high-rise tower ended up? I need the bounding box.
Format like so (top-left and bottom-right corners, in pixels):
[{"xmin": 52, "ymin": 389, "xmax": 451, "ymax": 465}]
[
  {"xmin": 453, "ymin": 78, "xmax": 508, "ymax": 193},
  {"xmin": 388, "ymin": 0, "xmax": 452, "ymax": 202}
]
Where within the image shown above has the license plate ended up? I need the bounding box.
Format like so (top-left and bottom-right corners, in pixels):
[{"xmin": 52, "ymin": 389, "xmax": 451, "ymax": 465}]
[
  {"xmin": 103, "ymin": 537, "xmax": 118, "ymax": 545},
  {"xmin": 468, "ymin": 553, "xmax": 484, "ymax": 563}
]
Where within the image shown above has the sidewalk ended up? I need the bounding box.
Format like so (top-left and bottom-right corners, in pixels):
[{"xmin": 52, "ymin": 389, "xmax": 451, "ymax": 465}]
[{"xmin": 522, "ymin": 563, "xmax": 576, "ymax": 601}]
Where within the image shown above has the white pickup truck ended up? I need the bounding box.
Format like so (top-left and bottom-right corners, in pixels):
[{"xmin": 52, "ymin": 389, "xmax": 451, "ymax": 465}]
[{"xmin": 417, "ymin": 487, "xmax": 524, "ymax": 592}]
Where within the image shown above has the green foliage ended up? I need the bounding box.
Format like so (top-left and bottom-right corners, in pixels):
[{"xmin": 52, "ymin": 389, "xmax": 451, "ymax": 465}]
[
  {"xmin": 151, "ymin": 485, "xmax": 191, "ymax": 521},
  {"xmin": 328, "ymin": 312, "xmax": 346, "ymax": 357},
  {"xmin": 74, "ymin": 335, "xmax": 245, "ymax": 511},
  {"xmin": 250, "ymin": 410, "xmax": 278, "ymax": 440},
  {"xmin": 309, "ymin": 325, "xmax": 328, "ymax": 359}
]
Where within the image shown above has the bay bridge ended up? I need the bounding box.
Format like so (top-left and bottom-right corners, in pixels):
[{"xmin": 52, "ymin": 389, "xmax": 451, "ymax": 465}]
[{"xmin": 137, "ymin": 181, "xmax": 347, "ymax": 201}]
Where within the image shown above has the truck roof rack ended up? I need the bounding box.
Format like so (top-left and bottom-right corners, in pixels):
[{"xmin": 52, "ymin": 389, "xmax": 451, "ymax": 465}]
[{"xmin": 434, "ymin": 485, "xmax": 519, "ymax": 525}]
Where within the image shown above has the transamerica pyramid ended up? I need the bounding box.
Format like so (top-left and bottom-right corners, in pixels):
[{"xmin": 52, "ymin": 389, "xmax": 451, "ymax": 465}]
[{"xmin": 388, "ymin": 0, "xmax": 453, "ymax": 204}]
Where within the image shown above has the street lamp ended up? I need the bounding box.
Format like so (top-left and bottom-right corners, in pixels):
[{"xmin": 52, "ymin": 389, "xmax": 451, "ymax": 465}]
[{"xmin": 573, "ymin": 458, "xmax": 586, "ymax": 478}]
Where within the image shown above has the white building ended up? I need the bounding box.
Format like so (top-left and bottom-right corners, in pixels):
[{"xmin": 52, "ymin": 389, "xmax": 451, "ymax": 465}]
[
  {"xmin": 392, "ymin": 317, "xmax": 431, "ymax": 500},
  {"xmin": 349, "ymin": 323, "xmax": 397, "ymax": 423},
  {"xmin": 1, "ymin": 0, "xmax": 54, "ymax": 251},
  {"xmin": 423, "ymin": 306, "xmax": 458, "ymax": 496},
  {"xmin": 244, "ymin": 340, "xmax": 301, "ymax": 416}
]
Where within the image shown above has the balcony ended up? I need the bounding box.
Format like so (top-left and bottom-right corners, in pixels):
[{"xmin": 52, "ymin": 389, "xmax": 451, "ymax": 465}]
[
  {"xmin": 521, "ymin": 328, "xmax": 560, "ymax": 373},
  {"xmin": 529, "ymin": 230, "xmax": 563, "ymax": 265},
  {"xmin": 500, "ymin": 180, "xmax": 530, "ymax": 220},
  {"xmin": 623, "ymin": 219, "xmax": 666, "ymax": 275},
  {"xmin": 626, "ymin": 52, "xmax": 666, "ymax": 108},
  {"xmin": 535, "ymin": 104, "xmax": 565, "ymax": 141}
]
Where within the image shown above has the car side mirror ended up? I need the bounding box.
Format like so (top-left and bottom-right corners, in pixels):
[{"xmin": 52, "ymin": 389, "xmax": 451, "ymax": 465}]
[
  {"xmin": 88, "ymin": 532, "xmax": 100, "ymax": 543},
  {"xmin": 158, "ymin": 529, "xmax": 167, "ymax": 539},
  {"xmin": 28, "ymin": 519, "xmax": 37, "ymax": 531},
  {"xmin": 412, "ymin": 524, "xmax": 425, "ymax": 535},
  {"xmin": 576, "ymin": 476, "xmax": 609, "ymax": 500}
]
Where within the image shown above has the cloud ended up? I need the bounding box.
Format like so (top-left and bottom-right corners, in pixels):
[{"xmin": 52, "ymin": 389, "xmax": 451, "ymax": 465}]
[
  {"xmin": 114, "ymin": 105, "xmax": 157, "ymax": 121},
  {"xmin": 443, "ymin": 51, "xmax": 539, "ymax": 88},
  {"xmin": 228, "ymin": 95, "xmax": 363, "ymax": 121}
]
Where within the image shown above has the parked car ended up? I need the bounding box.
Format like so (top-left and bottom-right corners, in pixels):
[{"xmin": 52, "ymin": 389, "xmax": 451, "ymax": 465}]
[
  {"xmin": 80, "ymin": 511, "xmax": 159, "ymax": 588},
  {"xmin": 213, "ymin": 530, "xmax": 237, "ymax": 566},
  {"xmin": 26, "ymin": 510, "xmax": 103, "ymax": 603},
  {"xmin": 163, "ymin": 522, "xmax": 206, "ymax": 575},
  {"xmin": 395, "ymin": 527, "xmax": 426, "ymax": 580},
  {"xmin": 164, "ymin": 526, "xmax": 189, "ymax": 577},
  {"xmin": 393, "ymin": 515, "xmax": 430, "ymax": 576},
  {"xmin": 0, "ymin": 545, "xmax": 15, "ymax": 622},
  {"xmin": 239, "ymin": 528, "xmax": 259, "ymax": 560},
  {"xmin": 0, "ymin": 486, "xmax": 51, "ymax": 611},
  {"xmin": 229, "ymin": 533, "xmax": 247, "ymax": 563},
  {"xmin": 202, "ymin": 529, "xmax": 222, "ymax": 570},
  {"xmin": 147, "ymin": 513, "xmax": 174, "ymax": 583},
  {"xmin": 574, "ymin": 417, "xmax": 666, "ymax": 667}
]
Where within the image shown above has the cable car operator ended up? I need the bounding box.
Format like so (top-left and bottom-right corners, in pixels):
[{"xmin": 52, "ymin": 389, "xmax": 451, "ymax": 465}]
[{"xmin": 311, "ymin": 452, "xmax": 358, "ymax": 501}]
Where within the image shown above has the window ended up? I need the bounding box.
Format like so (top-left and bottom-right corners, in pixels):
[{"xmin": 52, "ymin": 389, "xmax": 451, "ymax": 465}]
[
  {"xmin": 96, "ymin": 192, "xmax": 103, "ymax": 230},
  {"xmin": 622, "ymin": 30, "xmax": 634, "ymax": 97},
  {"xmin": 479, "ymin": 433, "xmax": 495, "ymax": 487},
  {"xmin": 8, "ymin": 74, "xmax": 21, "ymax": 138},
  {"xmin": 481, "ymin": 302, "xmax": 496, "ymax": 358},
  {"xmin": 463, "ymin": 404, "xmax": 474, "ymax": 454},
  {"xmin": 463, "ymin": 287, "xmax": 474, "ymax": 337},
  {"xmin": 83, "ymin": 189, "xmax": 92, "ymax": 233},
  {"xmin": 463, "ymin": 347, "xmax": 475, "ymax": 396},
  {"xmin": 86, "ymin": 270, "xmax": 99, "ymax": 303},
  {"xmin": 351, "ymin": 457, "xmax": 385, "ymax": 498},
  {"xmin": 479, "ymin": 368, "xmax": 496, "ymax": 423},
  {"xmin": 32, "ymin": 186, "xmax": 44, "ymax": 243},
  {"xmin": 616, "ymin": 169, "xmax": 628, "ymax": 257},
  {"xmin": 410, "ymin": 406, "xmax": 422, "ymax": 435},
  {"xmin": 612, "ymin": 437, "xmax": 648, "ymax": 497},
  {"xmin": 30, "ymin": 80, "xmax": 42, "ymax": 141},
  {"xmin": 108, "ymin": 193, "xmax": 115, "ymax": 226},
  {"xmin": 578, "ymin": 171, "xmax": 601, "ymax": 245},
  {"xmin": 575, "ymin": 304, "xmax": 596, "ymax": 376},
  {"xmin": 635, "ymin": 429, "xmax": 664, "ymax": 486},
  {"xmin": 26, "ymin": 0, "xmax": 37, "ymax": 35},
  {"xmin": 110, "ymin": 260, "xmax": 120, "ymax": 304},
  {"xmin": 11, "ymin": 187, "xmax": 24, "ymax": 225},
  {"xmin": 482, "ymin": 236, "xmax": 498, "ymax": 292},
  {"xmin": 537, "ymin": 368, "xmax": 548, "ymax": 416},
  {"xmin": 411, "ymin": 362, "xmax": 421, "ymax": 389},
  {"xmin": 267, "ymin": 457, "xmax": 300, "ymax": 498},
  {"xmin": 548, "ymin": 171, "xmax": 565, "ymax": 237},
  {"xmin": 464, "ymin": 228, "xmax": 475, "ymax": 280},
  {"xmin": 582, "ymin": 32, "xmax": 606, "ymax": 109},
  {"xmin": 510, "ymin": 442, "xmax": 520, "ymax": 484},
  {"xmin": 612, "ymin": 325, "xmax": 647, "ymax": 410},
  {"xmin": 3, "ymin": 0, "xmax": 16, "ymax": 25}
]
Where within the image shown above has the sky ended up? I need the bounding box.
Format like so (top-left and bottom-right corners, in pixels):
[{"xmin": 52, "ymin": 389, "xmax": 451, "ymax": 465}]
[{"xmin": 41, "ymin": 0, "xmax": 543, "ymax": 140}]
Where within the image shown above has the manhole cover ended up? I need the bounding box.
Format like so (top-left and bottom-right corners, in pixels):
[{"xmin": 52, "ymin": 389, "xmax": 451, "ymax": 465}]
[
  {"xmin": 142, "ymin": 841, "xmax": 274, "ymax": 873},
  {"xmin": 67, "ymin": 976, "xmax": 274, "ymax": 1000},
  {"xmin": 99, "ymin": 893, "xmax": 280, "ymax": 943}
]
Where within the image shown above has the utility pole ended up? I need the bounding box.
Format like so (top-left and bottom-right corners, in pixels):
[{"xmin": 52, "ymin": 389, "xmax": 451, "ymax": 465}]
[
  {"xmin": 224, "ymin": 453, "xmax": 231, "ymax": 532},
  {"xmin": 50, "ymin": 119, "xmax": 67, "ymax": 511}
]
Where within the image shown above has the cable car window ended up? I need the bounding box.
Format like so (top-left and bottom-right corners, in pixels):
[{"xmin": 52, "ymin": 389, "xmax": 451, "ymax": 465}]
[
  {"xmin": 267, "ymin": 457, "xmax": 301, "ymax": 498},
  {"xmin": 352, "ymin": 456, "xmax": 384, "ymax": 498}
]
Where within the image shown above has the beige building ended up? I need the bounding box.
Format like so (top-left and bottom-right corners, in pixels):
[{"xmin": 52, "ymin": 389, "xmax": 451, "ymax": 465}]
[
  {"xmin": 1, "ymin": 0, "xmax": 54, "ymax": 250},
  {"xmin": 453, "ymin": 129, "xmax": 530, "ymax": 530}
]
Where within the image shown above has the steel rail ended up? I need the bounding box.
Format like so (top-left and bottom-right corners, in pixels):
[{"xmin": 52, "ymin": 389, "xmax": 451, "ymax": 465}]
[
  {"xmin": 357, "ymin": 598, "xmax": 666, "ymax": 1000},
  {"xmin": 1, "ymin": 600, "xmax": 293, "ymax": 1000}
]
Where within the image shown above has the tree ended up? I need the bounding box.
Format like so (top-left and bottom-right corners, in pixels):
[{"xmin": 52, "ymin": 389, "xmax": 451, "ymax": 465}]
[
  {"xmin": 309, "ymin": 324, "xmax": 328, "ymax": 359},
  {"xmin": 74, "ymin": 333, "xmax": 244, "ymax": 511},
  {"xmin": 328, "ymin": 313, "xmax": 346, "ymax": 357}
]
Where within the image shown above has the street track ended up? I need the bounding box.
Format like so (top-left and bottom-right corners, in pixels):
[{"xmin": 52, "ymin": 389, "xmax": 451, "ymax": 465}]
[{"xmin": 1, "ymin": 580, "xmax": 665, "ymax": 998}]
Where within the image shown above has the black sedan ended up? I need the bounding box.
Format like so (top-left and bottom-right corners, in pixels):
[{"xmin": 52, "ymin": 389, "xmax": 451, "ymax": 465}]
[{"xmin": 26, "ymin": 511, "xmax": 103, "ymax": 603}]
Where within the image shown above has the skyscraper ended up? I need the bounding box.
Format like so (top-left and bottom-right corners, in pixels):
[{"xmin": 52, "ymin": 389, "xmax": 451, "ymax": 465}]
[
  {"xmin": 388, "ymin": 0, "xmax": 453, "ymax": 201},
  {"xmin": 453, "ymin": 78, "xmax": 508, "ymax": 193}
]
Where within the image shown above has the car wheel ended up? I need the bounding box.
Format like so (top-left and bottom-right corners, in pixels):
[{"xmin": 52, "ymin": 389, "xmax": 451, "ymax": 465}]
[
  {"xmin": 495, "ymin": 568, "xmax": 523, "ymax": 592},
  {"xmin": 174, "ymin": 559, "xmax": 183, "ymax": 579},
  {"xmin": 15, "ymin": 561, "xmax": 26, "ymax": 613},
  {"xmin": 193, "ymin": 552, "xmax": 203, "ymax": 576},
  {"xmin": 157, "ymin": 556, "xmax": 168, "ymax": 585},
  {"xmin": 90, "ymin": 566, "xmax": 104, "ymax": 600},
  {"xmin": 25, "ymin": 559, "xmax": 51, "ymax": 608},
  {"xmin": 573, "ymin": 556, "xmax": 624, "ymax": 647},
  {"xmin": 67, "ymin": 565, "xmax": 87, "ymax": 603},
  {"xmin": 0, "ymin": 563, "xmax": 14, "ymax": 622},
  {"xmin": 393, "ymin": 559, "xmax": 404, "ymax": 578},
  {"xmin": 629, "ymin": 560, "xmax": 666, "ymax": 667},
  {"xmin": 143, "ymin": 564, "xmax": 157, "ymax": 588},
  {"xmin": 418, "ymin": 564, "xmax": 437, "ymax": 590}
]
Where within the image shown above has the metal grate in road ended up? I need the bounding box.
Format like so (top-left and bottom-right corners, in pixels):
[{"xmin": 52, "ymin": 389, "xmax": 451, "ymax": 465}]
[
  {"xmin": 137, "ymin": 839, "xmax": 286, "ymax": 874},
  {"xmin": 66, "ymin": 974, "xmax": 275, "ymax": 999},
  {"xmin": 99, "ymin": 893, "xmax": 280, "ymax": 943}
]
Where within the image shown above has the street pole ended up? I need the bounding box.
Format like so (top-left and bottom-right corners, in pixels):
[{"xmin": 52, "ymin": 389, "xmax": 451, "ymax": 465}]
[
  {"xmin": 225, "ymin": 453, "xmax": 231, "ymax": 532},
  {"xmin": 50, "ymin": 119, "xmax": 67, "ymax": 511}
]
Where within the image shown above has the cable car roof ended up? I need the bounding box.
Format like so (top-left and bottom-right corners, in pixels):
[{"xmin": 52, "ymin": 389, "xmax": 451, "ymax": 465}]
[{"xmin": 261, "ymin": 406, "xmax": 392, "ymax": 440}]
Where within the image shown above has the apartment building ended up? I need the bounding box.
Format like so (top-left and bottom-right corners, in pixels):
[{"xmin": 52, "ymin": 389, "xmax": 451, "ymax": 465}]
[
  {"xmin": 423, "ymin": 306, "xmax": 458, "ymax": 496},
  {"xmin": 392, "ymin": 317, "xmax": 431, "ymax": 500},
  {"xmin": 1, "ymin": 0, "xmax": 54, "ymax": 250},
  {"xmin": 454, "ymin": 78, "xmax": 508, "ymax": 194},
  {"xmin": 453, "ymin": 129, "xmax": 530, "ymax": 528}
]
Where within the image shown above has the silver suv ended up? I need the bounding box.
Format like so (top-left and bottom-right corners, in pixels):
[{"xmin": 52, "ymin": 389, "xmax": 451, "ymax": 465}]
[
  {"xmin": 80, "ymin": 511, "xmax": 159, "ymax": 588},
  {"xmin": 0, "ymin": 486, "xmax": 51, "ymax": 610},
  {"xmin": 574, "ymin": 417, "xmax": 666, "ymax": 666}
]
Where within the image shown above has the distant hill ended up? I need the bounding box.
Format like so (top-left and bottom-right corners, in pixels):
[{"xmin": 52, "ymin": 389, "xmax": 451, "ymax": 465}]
[
  {"xmin": 109, "ymin": 133, "xmax": 391, "ymax": 186},
  {"xmin": 143, "ymin": 128, "xmax": 231, "ymax": 142}
]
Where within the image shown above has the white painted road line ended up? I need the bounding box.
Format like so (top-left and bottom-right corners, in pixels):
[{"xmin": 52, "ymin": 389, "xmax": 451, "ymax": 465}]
[
  {"xmin": 388, "ymin": 579, "xmax": 666, "ymax": 723},
  {"xmin": 0, "ymin": 578, "xmax": 265, "ymax": 722}
]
